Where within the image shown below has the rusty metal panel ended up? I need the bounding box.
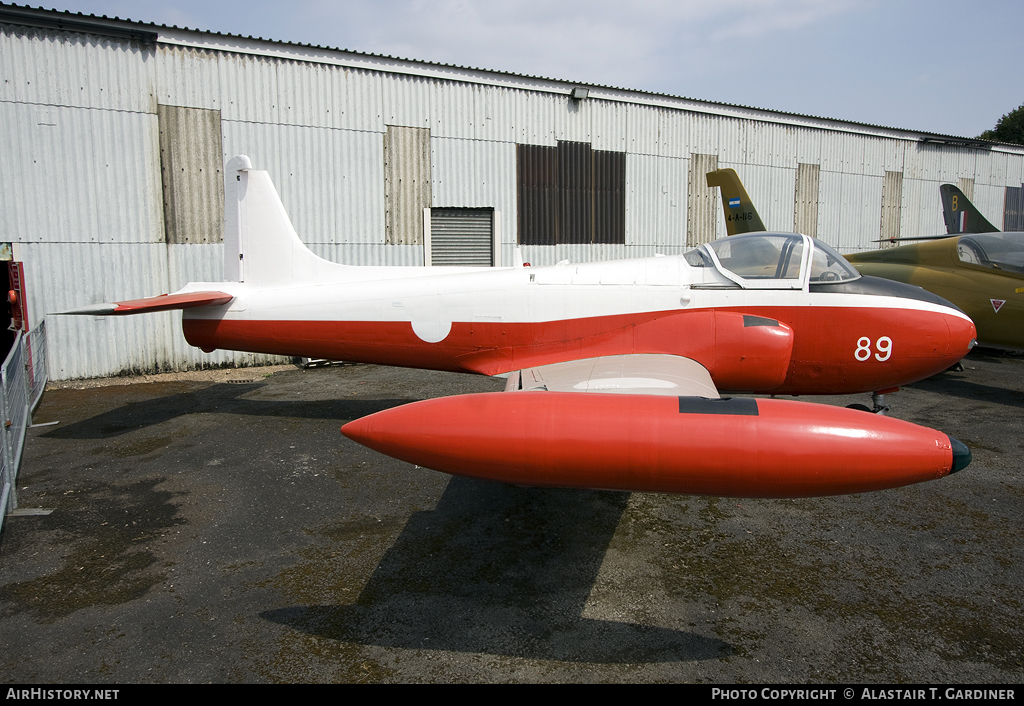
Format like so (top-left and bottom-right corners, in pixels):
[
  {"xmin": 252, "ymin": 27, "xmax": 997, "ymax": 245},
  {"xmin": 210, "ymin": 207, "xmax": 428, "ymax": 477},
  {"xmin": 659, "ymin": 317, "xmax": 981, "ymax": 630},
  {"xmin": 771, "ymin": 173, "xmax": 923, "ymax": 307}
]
[
  {"xmin": 517, "ymin": 143, "xmax": 557, "ymax": 246},
  {"xmin": 158, "ymin": 105, "xmax": 224, "ymax": 244},
  {"xmin": 384, "ymin": 126, "xmax": 431, "ymax": 245},
  {"xmin": 593, "ymin": 149, "xmax": 625, "ymax": 244},
  {"xmin": 794, "ymin": 162, "xmax": 820, "ymax": 237},
  {"xmin": 687, "ymin": 153, "xmax": 719, "ymax": 246},
  {"xmin": 878, "ymin": 171, "xmax": 903, "ymax": 246},
  {"xmin": 558, "ymin": 140, "xmax": 592, "ymax": 244}
]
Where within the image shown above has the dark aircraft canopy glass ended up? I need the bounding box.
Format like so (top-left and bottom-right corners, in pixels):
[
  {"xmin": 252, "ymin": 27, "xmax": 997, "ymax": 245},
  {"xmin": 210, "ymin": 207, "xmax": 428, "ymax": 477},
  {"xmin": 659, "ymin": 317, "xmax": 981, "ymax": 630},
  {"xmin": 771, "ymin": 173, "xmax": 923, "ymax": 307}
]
[
  {"xmin": 687, "ymin": 233, "xmax": 859, "ymax": 289},
  {"xmin": 956, "ymin": 232, "xmax": 1024, "ymax": 273}
]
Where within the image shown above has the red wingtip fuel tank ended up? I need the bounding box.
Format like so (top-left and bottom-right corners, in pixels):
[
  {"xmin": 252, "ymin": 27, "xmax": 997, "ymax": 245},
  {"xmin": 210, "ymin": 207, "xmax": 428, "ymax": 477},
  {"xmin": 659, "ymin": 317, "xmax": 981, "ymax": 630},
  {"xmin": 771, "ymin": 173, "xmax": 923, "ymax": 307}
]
[{"xmin": 341, "ymin": 392, "xmax": 970, "ymax": 498}]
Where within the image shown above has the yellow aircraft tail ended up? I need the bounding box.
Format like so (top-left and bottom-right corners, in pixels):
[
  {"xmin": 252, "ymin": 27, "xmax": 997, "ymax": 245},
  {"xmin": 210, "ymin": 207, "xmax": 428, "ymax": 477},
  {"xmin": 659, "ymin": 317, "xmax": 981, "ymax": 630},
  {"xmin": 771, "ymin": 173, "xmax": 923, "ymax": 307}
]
[{"xmin": 706, "ymin": 168, "xmax": 766, "ymax": 235}]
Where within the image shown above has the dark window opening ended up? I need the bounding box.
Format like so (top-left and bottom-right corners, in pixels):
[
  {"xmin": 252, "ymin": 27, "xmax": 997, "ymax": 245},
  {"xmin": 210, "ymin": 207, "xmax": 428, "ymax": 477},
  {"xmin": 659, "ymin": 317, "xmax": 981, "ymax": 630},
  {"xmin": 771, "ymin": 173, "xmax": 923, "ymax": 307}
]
[{"xmin": 517, "ymin": 141, "xmax": 625, "ymax": 245}]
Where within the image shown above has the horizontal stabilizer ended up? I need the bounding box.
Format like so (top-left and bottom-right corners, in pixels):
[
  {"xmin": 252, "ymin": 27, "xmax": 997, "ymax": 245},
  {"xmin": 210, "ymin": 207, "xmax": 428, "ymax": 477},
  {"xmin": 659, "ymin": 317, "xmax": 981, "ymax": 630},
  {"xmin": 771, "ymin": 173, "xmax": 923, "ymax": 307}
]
[{"xmin": 61, "ymin": 291, "xmax": 233, "ymax": 316}]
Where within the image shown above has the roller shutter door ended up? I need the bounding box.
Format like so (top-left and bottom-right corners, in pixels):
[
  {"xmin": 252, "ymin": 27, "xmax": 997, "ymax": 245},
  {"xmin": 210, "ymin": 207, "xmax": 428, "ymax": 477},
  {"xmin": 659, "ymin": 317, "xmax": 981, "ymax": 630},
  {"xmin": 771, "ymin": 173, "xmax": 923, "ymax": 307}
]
[{"xmin": 430, "ymin": 208, "xmax": 494, "ymax": 266}]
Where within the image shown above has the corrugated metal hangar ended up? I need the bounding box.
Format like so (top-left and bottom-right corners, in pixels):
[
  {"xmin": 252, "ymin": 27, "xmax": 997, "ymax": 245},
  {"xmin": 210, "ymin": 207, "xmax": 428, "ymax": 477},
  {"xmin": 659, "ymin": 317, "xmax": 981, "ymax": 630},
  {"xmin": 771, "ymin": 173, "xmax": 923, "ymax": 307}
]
[{"xmin": 2, "ymin": 4, "xmax": 1023, "ymax": 380}]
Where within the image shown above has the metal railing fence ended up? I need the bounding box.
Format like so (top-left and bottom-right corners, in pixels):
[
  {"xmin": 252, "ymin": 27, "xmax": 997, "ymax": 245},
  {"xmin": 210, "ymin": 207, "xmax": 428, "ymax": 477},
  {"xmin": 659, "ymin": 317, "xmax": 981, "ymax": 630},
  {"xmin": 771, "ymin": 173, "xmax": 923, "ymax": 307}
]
[{"xmin": 0, "ymin": 321, "xmax": 49, "ymax": 532}]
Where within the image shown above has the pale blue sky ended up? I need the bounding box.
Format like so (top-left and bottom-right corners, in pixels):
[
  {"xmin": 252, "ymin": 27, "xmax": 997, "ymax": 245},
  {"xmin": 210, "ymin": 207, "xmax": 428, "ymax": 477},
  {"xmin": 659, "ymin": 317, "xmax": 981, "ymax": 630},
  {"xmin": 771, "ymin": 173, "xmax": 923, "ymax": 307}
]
[{"xmin": 28, "ymin": 0, "xmax": 1024, "ymax": 139}]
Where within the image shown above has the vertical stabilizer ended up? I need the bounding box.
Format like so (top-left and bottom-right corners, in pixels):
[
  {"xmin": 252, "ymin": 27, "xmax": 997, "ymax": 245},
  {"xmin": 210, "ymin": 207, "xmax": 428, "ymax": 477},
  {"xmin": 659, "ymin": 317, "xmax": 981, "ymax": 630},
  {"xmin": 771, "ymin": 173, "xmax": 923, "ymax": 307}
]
[
  {"xmin": 223, "ymin": 155, "xmax": 346, "ymax": 286},
  {"xmin": 706, "ymin": 168, "xmax": 767, "ymax": 235},
  {"xmin": 939, "ymin": 184, "xmax": 999, "ymax": 234}
]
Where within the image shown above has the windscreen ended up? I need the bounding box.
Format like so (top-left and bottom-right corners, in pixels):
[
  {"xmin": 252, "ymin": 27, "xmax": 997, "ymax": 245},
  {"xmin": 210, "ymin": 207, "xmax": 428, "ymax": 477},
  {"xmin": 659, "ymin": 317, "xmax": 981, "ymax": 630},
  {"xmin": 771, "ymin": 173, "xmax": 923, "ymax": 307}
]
[
  {"xmin": 809, "ymin": 239, "xmax": 860, "ymax": 283},
  {"xmin": 957, "ymin": 232, "xmax": 1024, "ymax": 273},
  {"xmin": 707, "ymin": 234, "xmax": 805, "ymax": 280}
]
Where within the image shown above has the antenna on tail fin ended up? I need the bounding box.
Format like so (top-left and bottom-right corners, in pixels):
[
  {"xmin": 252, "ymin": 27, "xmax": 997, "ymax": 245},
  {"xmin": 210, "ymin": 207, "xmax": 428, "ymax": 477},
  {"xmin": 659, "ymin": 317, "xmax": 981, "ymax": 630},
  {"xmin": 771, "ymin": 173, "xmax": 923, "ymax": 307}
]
[
  {"xmin": 706, "ymin": 168, "xmax": 767, "ymax": 235},
  {"xmin": 939, "ymin": 184, "xmax": 999, "ymax": 235}
]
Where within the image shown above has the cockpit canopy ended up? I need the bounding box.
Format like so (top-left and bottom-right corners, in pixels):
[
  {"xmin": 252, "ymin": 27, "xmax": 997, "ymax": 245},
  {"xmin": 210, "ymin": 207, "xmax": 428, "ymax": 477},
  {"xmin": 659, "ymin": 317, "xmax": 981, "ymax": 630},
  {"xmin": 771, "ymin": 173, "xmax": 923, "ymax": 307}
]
[
  {"xmin": 956, "ymin": 232, "xmax": 1024, "ymax": 274},
  {"xmin": 684, "ymin": 233, "xmax": 860, "ymax": 289}
]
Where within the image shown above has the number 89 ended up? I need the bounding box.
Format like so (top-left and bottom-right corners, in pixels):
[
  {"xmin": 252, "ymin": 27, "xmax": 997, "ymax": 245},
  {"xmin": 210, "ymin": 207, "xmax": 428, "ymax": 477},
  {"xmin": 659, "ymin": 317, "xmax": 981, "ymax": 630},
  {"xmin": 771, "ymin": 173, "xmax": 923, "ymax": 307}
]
[{"xmin": 855, "ymin": 336, "xmax": 892, "ymax": 362}]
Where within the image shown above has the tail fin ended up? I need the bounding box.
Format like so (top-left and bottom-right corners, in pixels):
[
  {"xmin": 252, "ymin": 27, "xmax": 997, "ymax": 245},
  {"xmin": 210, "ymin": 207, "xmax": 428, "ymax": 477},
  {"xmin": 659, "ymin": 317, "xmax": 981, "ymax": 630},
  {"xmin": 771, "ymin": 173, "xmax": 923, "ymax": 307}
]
[
  {"xmin": 706, "ymin": 168, "xmax": 767, "ymax": 235},
  {"xmin": 939, "ymin": 184, "xmax": 999, "ymax": 234},
  {"xmin": 224, "ymin": 155, "xmax": 347, "ymax": 285}
]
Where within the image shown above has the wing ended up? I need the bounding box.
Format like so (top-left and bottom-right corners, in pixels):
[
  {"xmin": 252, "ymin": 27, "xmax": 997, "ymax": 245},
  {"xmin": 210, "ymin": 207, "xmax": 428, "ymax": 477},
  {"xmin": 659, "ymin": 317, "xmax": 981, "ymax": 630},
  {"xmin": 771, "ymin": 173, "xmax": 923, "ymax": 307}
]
[
  {"xmin": 59, "ymin": 291, "xmax": 234, "ymax": 316},
  {"xmin": 503, "ymin": 354, "xmax": 719, "ymax": 398}
]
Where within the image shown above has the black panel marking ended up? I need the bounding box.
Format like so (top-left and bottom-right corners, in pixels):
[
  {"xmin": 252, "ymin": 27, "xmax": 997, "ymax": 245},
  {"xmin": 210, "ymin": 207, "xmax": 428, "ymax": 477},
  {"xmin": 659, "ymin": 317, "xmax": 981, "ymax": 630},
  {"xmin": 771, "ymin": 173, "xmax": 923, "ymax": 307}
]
[
  {"xmin": 743, "ymin": 315, "xmax": 780, "ymax": 328},
  {"xmin": 678, "ymin": 397, "xmax": 759, "ymax": 416}
]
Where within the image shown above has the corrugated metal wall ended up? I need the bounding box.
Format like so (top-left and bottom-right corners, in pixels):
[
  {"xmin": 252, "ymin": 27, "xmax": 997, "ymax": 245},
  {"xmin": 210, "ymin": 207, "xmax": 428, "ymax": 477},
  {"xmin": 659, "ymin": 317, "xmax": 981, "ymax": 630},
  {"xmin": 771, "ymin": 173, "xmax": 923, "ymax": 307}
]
[{"xmin": 3, "ymin": 17, "xmax": 1024, "ymax": 378}]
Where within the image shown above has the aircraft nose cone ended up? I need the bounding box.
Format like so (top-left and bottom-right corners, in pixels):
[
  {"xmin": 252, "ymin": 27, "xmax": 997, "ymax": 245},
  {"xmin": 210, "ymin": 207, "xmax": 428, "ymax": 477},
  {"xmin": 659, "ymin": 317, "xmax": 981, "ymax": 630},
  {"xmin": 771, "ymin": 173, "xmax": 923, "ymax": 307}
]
[
  {"xmin": 949, "ymin": 315, "xmax": 977, "ymax": 358},
  {"xmin": 948, "ymin": 435, "xmax": 972, "ymax": 474}
]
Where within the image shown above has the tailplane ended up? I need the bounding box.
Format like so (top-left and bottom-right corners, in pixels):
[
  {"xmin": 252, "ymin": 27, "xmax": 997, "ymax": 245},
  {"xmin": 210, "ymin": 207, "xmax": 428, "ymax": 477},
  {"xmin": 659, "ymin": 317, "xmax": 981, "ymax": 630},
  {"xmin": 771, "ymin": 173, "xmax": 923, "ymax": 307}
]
[
  {"xmin": 706, "ymin": 168, "xmax": 767, "ymax": 235},
  {"xmin": 939, "ymin": 184, "xmax": 999, "ymax": 234}
]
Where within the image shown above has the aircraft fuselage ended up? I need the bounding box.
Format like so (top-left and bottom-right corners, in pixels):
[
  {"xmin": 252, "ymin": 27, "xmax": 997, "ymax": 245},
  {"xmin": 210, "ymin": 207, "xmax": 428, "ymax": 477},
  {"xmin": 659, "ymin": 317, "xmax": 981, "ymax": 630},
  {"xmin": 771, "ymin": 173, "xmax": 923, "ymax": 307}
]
[{"xmin": 180, "ymin": 256, "xmax": 975, "ymax": 396}]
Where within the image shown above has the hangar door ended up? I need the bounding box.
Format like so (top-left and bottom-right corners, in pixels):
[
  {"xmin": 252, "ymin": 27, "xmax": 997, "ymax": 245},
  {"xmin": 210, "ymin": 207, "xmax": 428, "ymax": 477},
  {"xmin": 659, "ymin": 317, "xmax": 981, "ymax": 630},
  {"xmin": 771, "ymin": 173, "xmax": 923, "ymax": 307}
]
[{"xmin": 427, "ymin": 208, "xmax": 496, "ymax": 266}]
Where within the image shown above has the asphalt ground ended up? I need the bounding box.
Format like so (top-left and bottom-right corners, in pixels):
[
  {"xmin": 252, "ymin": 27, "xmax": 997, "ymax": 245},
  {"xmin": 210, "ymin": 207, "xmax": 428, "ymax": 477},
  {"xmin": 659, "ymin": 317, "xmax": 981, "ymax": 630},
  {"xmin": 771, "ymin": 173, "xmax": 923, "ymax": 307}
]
[{"xmin": 0, "ymin": 351, "xmax": 1022, "ymax": 684}]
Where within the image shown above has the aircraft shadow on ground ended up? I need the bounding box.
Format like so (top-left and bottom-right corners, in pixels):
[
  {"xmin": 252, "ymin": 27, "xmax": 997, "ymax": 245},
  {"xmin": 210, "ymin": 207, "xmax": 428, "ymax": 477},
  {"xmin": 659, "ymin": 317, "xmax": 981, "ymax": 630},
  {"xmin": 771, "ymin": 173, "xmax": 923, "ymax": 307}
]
[
  {"xmin": 42, "ymin": 382, "xmax": 416, "ymax": 439},
  {"xmin": 909, "ymin": 373, "xmax": 1024, "ymax": 409},
  {"xmin": 262, "ymin": 477, "xmax": 730, "ymax": 663}
]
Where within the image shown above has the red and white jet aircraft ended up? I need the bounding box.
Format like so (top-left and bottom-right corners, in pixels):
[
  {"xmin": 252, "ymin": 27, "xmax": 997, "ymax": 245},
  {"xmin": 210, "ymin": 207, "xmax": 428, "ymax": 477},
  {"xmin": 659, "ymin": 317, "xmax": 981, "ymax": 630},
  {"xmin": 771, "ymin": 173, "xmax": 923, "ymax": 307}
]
[{"xmin": 68, "ymin": 155, "xmax": 977, "ymax": 498}]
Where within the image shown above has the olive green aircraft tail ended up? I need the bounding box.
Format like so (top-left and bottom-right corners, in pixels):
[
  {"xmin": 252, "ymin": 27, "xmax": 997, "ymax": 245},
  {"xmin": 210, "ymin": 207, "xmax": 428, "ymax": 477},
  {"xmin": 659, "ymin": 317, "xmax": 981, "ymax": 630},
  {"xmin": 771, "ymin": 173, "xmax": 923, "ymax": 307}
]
[
  {"xmin": 706, "ymin": 168, "xmax": 766, "ymax": 235},
  {"xmin": 940, "ymin": 184, "xmax": 999, "ymax": 235}
]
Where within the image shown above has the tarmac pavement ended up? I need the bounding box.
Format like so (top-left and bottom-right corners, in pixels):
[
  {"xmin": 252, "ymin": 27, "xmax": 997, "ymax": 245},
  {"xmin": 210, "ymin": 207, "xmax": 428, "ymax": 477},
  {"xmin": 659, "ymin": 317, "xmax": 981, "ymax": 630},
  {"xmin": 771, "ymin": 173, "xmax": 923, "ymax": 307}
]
[{"xmin": 0, "ymin": 351, "xmax": 1022, "ymax": 683}]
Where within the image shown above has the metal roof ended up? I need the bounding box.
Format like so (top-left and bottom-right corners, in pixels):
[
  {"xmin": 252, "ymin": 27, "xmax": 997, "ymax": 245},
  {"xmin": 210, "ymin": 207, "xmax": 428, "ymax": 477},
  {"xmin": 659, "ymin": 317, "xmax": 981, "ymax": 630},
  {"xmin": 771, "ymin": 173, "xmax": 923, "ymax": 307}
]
[{"xmin": 2, "ymin": 2, "xmax": 1019, "ymax": 151}]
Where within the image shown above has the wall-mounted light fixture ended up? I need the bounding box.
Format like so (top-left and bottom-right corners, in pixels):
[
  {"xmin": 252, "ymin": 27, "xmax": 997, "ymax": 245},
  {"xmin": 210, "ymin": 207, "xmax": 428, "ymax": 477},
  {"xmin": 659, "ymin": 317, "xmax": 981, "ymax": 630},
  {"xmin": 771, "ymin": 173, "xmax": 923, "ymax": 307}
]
[{"xmin": 570, "ymin": 86, "xmax": 589, "ymax": 101}]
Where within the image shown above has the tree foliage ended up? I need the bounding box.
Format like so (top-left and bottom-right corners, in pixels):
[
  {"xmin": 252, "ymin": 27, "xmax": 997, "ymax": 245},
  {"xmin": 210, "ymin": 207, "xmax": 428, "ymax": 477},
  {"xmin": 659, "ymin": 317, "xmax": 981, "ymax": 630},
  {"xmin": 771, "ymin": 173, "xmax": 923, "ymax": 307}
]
[{"xmin": 979, "ymin": 104, "xmax": 1024, "ymax": 145}]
